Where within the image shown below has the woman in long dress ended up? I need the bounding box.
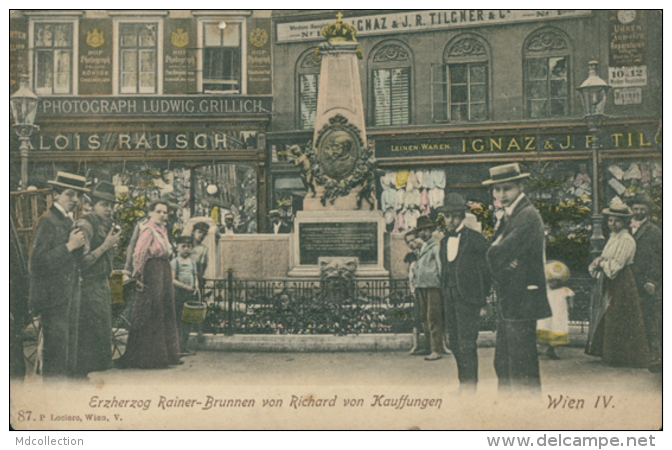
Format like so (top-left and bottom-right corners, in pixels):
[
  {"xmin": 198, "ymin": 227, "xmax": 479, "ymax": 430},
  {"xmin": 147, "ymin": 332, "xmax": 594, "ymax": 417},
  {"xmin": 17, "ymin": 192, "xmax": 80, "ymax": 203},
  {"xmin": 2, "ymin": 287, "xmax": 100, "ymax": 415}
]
[
  {"xmin": 585, "ymin": 204, "xmax": 650, "ymax": 367},
  {"xmin": 116, "ymin": 200, "xmax": 181, "ymax": 369},
  {"xmin": 75, "ymin": 182, "xmax": 122, "ymax": 377}
]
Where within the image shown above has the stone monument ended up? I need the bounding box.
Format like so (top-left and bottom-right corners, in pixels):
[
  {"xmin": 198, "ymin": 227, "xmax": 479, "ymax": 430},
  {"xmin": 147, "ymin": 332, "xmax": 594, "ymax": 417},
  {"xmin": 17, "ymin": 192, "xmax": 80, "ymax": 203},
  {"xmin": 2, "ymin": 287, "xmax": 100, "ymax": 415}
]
[{"xmin": 289, "ymin": 12, "xmax": 387, "ymax": 278}]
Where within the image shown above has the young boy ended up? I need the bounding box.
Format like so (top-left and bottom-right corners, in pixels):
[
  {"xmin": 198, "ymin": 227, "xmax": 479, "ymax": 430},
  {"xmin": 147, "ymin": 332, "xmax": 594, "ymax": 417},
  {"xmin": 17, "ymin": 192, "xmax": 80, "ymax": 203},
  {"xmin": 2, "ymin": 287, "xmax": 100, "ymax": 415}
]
[
  {"xmin": 414, "ymin": 215, "xmax": 444, "ymax": 361},
  {"xmin": 171, "ymin": 235, "xmax": 199, "ymax": 356},
  {"xmin": 190, "ymin": 221, "xmax": 210, "ymax": 343}
]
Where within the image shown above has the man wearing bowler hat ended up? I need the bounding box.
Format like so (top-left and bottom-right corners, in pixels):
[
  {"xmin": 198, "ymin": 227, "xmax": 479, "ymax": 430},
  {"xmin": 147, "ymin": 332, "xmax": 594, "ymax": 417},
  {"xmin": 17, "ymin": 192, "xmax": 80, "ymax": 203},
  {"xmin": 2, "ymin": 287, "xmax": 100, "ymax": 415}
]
[
  {"xmin": 483, "ymin": 163, "xmax": 551, "ymax": 393},
  {"xmin": 628, "ymin": 193, "xmax": 662, "ymax": 372},
  {"xmin": 29, "ymin": 171, "xmax": 90, "ymax": 378},
  {"xmin": 439, "ymin": 193, "xmax": 491, "ymax": 392},
  {"xmin": 74, "ymin": 181, "xmax": 122, "ymax": 378},
  {"xmin": 414, "ymin": 215, "xmax": 445, "ymax": 361}
]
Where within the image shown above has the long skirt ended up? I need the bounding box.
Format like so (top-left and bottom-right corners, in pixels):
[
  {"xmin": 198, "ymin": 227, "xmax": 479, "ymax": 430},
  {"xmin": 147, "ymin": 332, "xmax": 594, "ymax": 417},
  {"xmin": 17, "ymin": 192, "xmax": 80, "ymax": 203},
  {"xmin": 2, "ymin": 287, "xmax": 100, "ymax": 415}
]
[
  {"xmin": 585, "ymin": 267, "xmax": 650, "ymax": 367},
  {"xmin": 76, "ymin": 276, "xmax": 113, "ymax": 375},
  {"xmin": 118, "ymin": 258, "xmax": 179, "ymax": 368}
]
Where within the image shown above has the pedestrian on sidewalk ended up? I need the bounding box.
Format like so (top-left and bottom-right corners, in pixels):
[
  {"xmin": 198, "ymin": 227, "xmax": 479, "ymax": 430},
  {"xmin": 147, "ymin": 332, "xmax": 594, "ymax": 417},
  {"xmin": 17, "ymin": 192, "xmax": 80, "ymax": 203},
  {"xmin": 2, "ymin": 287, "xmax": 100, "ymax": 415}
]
[
  {"xmin": 74, "ymin": 182, "xmax": 122, "ymax": 378},
  {"xmin": 483, "ymin": 163, "xmax": 551, "ymax": 393},
  {"xmin": 190, "ymin": 220, "xmax": 211, "ymax": 344},
  {"xmin": 537, "ymin": 261, "xmax": 574, "ymax": 360},
  {"xmin": 413, "ymin": 216, "xmax": 444, "ymax": 361},
  {"xmin": 585, "ymin": 203, "xmax": 650, "ymax": 368},
  {"xmin": 29, "ymin": 172, "xmax": 90, "ymax": 379},
  {"xmin": 116, "ymin": 200, "xmax": 181, "ymax": 369},
  {"xmin": 172, "ymin": 235, "xmax": 199, "ymax": 356},
  {"xmin": 439, "ymin": 194, "xmax": 491, "ymax": 393},
  {"xmin": 404, "ymin": 229, "xmax": 424, "ymax": 355},
  {"xmin": 628, "ymin": 194, "xmax": 662, "ymax": 373}
]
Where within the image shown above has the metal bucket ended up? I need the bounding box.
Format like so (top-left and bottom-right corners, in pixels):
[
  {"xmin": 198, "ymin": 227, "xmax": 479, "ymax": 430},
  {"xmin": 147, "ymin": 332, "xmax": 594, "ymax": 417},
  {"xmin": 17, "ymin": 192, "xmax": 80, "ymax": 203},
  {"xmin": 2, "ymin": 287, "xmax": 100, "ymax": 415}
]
[{"xmin": 182, "ymin": 302, "xmax": 207, "ymax": 324}]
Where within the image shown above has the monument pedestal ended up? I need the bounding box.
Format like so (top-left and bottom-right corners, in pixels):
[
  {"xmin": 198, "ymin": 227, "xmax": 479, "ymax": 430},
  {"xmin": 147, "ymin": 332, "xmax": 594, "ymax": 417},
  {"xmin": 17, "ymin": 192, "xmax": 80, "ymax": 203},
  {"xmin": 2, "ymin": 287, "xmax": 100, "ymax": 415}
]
[{"xmin": 288, "ymin": 210, "xmax": 388, "ymax": 278}]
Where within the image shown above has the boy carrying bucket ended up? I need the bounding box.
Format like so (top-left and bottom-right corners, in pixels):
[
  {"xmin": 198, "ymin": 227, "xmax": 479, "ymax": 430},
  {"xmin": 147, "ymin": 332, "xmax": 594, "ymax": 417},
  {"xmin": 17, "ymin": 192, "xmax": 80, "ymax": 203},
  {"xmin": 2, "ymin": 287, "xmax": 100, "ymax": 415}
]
[{"xmin": 171, "ymin": 235, "xmax": 199, "ymax": 356}]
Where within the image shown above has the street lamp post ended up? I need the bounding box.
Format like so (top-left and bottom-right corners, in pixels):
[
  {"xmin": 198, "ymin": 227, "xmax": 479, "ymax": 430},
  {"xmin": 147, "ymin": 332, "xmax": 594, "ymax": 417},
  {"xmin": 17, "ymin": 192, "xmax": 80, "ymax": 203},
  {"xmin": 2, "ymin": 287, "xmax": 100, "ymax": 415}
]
[
  {"xmin": 10, "ymin": 74, "xmax": 40, "ymax": 190},
  {"xmin": 577, "ymin": 61, "xmax": 612, "ymax": 258}
]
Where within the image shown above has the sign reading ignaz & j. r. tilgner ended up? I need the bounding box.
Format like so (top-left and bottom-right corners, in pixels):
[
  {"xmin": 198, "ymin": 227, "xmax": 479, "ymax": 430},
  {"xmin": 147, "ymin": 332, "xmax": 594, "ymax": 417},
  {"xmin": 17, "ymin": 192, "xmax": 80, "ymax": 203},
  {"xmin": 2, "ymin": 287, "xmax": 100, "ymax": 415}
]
[
  {"xmin": 375, "ymin": 130, "xmax": 661, "ymax": 157},
  {"xmin": 276, "ymin": 10, "xmax": 592, "ymax": 43},
  {"xmin": 37, "ymin": 96, "xmax": 272, "ymax": 117}
]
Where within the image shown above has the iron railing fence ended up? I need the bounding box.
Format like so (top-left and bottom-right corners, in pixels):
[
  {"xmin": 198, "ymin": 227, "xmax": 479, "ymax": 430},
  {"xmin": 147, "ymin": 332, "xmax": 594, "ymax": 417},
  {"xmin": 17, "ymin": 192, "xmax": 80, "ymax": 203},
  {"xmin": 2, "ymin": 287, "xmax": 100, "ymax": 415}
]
[{"xmin": 199, "ymin": 271, "xmax": 594, "ymax": 336}]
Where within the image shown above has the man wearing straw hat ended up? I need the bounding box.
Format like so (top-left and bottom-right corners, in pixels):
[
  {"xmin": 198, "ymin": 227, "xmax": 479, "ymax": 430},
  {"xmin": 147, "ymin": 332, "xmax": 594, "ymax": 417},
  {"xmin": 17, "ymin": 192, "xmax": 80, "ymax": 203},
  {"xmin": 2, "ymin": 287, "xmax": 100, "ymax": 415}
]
[
  {"xmin": 29, "ymin": 171, "xmax": 90, "ymax": 378},
  {"xmin": 438, "ymin": 193, "xmax": 491, "ymax": 392},
  {"xmin": 268, "ymin": 209, "xmax": 291, "ymax": 234},
  {"xmin": 74, "ymin": 181, "xmax": 122, "ymax": 378},
  {"xmin": 413, "ymin": 215, "xmax": 445, "ymax": 361},
  {"xmin": 483, "ymin": 163, "xmax": 551, "ymax": 393}
]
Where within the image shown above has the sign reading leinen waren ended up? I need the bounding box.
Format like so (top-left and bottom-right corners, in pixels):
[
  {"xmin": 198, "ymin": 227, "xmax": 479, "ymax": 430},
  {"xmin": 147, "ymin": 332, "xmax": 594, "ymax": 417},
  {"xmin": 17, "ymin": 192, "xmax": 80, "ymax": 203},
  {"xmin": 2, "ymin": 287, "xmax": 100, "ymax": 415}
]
[{"xmin": 299, "ymin": 222, "xmax": 378, "ymax": 265}]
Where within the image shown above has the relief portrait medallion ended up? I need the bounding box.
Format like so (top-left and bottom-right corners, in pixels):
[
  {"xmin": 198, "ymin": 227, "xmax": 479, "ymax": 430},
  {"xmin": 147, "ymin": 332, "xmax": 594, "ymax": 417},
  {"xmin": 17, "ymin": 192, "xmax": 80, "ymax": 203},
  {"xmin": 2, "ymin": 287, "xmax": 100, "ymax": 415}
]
[{"xmin": 318, "ymin": 129, "xmax": 360, "ymax": 180}]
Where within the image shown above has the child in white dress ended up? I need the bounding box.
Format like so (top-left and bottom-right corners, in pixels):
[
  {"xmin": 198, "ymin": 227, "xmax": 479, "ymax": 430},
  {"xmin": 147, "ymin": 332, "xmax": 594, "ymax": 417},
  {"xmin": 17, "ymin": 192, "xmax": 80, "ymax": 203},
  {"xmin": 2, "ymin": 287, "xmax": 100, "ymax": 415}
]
[{"xmin": 537, "ymin": 261, "xmax": 574, "ymax": 359}]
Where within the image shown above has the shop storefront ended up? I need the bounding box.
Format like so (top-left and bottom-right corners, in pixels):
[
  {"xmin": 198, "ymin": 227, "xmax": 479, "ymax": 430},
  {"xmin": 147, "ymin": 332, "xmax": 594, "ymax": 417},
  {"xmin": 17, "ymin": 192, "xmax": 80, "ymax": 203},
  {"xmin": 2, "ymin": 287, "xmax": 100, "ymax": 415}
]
[{"xmin": 10, "ymin": 95, "xmax": 272, "ymax": 253}]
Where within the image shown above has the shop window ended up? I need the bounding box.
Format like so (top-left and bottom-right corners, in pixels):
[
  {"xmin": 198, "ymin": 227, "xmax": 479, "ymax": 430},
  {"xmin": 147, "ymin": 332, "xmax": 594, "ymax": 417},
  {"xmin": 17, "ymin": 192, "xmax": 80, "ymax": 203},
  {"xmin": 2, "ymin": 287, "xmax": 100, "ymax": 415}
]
[
  {"xmin": 118, "ymin": 22, "xmax": 159, "ymax": 94},
  {"xmin": 524, "ymin": 28, "xmax": 571, "ymax": 119},
  {"xmin": 296, "ymin": 49, "xmax": 321, "ymax": 130},
  {"xmin": 32, "ymin": 22, "xmax": 75, "ymax": 95},
  {"xmin": 369, "ymin": 42, "xmax": 412, "ymax": 126},
  {"xmin": 202, "ymin": 22, "xmax": 241, "ymax": 93},
  {"xmin": 433, "ymin": 34, "xmax": 490, "ymax": 123},
  {"xmin": 603, "ymin": 160, "xmax": 662, "ymax": 223}
]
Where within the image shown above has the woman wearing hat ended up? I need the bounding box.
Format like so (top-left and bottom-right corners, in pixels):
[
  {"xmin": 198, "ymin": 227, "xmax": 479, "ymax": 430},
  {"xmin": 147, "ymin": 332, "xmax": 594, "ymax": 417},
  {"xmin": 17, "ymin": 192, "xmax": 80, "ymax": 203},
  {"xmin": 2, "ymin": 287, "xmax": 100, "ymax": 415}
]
[
  {"xmin": 585, "ymin": 204, "xmax": 650, "ymax": 367},
  {"xmin": 29, "ymin": 172, "xmax": 90, "ymax": 378},
  {"xmin": 73, "ymin": 182, "xmax": 122, "ymax": 378}
]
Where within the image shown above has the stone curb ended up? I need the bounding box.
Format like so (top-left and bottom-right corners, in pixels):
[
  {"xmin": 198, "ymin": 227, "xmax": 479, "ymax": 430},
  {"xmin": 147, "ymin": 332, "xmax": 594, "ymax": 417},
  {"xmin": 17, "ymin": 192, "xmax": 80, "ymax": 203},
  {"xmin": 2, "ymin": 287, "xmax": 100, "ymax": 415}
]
[{"xmin": 192, "ymin": 325, "xmax": 589, "ymax": 353}]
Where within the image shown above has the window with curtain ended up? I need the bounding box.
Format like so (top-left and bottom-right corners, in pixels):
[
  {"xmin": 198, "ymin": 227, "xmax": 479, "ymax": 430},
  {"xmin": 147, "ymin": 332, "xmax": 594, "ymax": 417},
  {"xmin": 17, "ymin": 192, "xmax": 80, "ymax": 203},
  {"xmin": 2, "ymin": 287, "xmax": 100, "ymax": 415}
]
[
  {"xmin": 202, "ymin": 22, "xmax": 241, "ymax": 93},
  {"xmin": 297, "ymin": 49, "xmax": 321, "ymax": 130},
  {"xmin": 432, "ymin": 35, "xmax": 490, "ymax": 123},
  {"xmin": 119, "ymin": 23, "xmax": 158, "ymax": 94},
  {"xmin": 370, "ymin": 43, "xmax": 411, "ymax": 126},
  {"xmin": 524, "ymin": 29, "xmax": 571, "ymax": 119},
  {"xmin": 34, "ymin": 22, "xmax": 73, "ymax": 95}
]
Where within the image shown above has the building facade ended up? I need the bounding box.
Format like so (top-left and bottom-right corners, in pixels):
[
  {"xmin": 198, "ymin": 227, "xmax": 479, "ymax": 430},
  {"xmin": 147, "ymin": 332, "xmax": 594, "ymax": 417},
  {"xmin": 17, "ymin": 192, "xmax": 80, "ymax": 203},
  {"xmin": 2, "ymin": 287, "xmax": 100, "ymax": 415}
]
[
  {"xmin": 267, "ymin": 9, "xmax": 662, "ymax": 275},
  {"xmin": 10, "ymin": 9, "xmax": 274, "ymax": 240},
  {"xmin": 10, "ymin": 9, "xmax": 663, "ymax": 277}
]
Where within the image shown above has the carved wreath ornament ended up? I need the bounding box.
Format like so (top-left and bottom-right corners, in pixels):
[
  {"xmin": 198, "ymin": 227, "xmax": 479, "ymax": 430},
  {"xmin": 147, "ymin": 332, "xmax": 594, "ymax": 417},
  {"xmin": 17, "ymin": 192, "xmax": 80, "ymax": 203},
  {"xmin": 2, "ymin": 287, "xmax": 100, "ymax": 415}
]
[{"xmin": 307, "ymin": 114, "xmax": 377, "ymax": 206}]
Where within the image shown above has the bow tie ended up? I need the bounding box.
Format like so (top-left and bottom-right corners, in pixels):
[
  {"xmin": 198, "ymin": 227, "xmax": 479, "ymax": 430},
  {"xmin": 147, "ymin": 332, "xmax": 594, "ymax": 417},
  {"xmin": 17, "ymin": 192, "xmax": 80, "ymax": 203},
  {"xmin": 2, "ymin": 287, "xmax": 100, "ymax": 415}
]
[{"xmin": 446, "ymin": 231, "xmax": 461, "ymax": 238}]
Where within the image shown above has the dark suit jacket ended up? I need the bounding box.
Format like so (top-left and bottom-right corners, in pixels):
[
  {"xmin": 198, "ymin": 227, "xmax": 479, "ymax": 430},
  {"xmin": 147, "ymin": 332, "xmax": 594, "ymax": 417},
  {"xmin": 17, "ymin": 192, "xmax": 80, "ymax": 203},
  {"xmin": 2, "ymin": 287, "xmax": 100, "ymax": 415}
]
[
  {"xmin": 631, "ymin": 220, "xmax": 662, "ymax": 299},
  {"xmin": 439, "ymin": 227, "xmax": 491, "ymax": 307},
  {"xmin": 486, "ymin": 195, "xmax": 551, "ymax": 321},
  {"xmin": 28, "ymin": 206, "xmax": 79, "ymax": 313},
  {"xmin": 268, "ymin": 220, "xmax": 291, "ymax": 234}
]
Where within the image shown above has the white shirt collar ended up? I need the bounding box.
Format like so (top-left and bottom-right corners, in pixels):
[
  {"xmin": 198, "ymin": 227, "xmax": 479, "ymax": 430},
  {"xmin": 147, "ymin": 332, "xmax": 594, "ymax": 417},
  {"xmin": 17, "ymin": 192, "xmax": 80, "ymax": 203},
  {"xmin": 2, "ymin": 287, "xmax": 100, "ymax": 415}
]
[
  {"xmin": 504, "ymin": 192, "xmax": 526, "ymax": 216},
  {"xmin": 53, "ymin": 202, "xmax": 70, "ymax": 219},
  {"xmin": 632, "ymin": 217, "xmax": 648, "ymax": 228}
]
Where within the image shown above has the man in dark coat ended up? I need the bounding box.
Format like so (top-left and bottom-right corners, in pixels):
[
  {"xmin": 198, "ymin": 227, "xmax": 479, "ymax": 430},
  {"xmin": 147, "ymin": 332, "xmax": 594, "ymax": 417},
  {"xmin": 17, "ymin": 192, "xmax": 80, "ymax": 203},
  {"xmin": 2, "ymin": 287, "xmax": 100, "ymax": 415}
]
[
  {"xmin": 75, "ymin": 181, "xmax": 122, "ymax": 378},
  {"xmin": 628, "ymin": 194, "xmax": 663, "ymax": 372},
  {"xmin": 483, "ymin": 163, "xmax": 552, "ymax": 393},
  {"xmin": 29, "ymin": 172, "xmax": 89, "ymax": 379},
  {"xmin": 439, "ymin": 194, "xmax": 491, "ymax": 393},
  {"xmin": 268, "ymin": 209, "xmax": 291, "ymax": 234}
]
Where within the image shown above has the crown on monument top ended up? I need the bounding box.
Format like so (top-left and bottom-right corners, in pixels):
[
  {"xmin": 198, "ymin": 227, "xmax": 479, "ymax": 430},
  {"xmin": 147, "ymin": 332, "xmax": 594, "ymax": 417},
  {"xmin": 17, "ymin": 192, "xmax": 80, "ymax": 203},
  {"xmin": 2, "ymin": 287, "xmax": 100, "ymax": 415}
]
[{"xmin": 321, "ymin": 12, "xmax": 357, "ymax": 42}]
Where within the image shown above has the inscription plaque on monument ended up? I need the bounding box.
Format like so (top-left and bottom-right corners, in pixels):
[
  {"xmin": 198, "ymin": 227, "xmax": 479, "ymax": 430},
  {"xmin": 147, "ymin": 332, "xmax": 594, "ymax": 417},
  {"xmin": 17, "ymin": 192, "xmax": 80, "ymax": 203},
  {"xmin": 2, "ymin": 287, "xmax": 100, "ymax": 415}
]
[{"xmin": 299, "ymin": 222, "xmax": 377, "ymax": 265}]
